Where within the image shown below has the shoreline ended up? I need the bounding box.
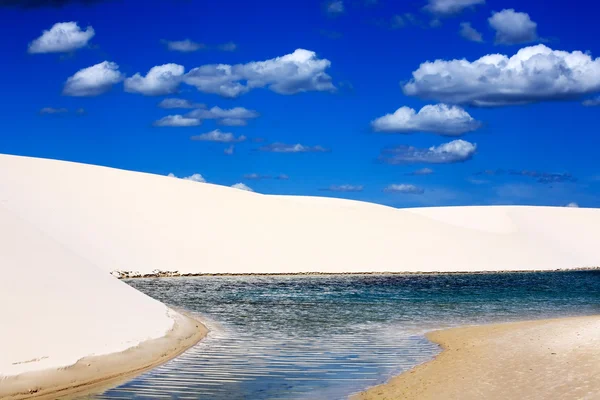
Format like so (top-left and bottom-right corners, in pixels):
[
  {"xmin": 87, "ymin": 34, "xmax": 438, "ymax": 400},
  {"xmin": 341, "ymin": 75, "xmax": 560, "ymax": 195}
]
[
  {"xmin": 114, "ymin": 266, "xmax": 600, "ymax": 279},
  {"xmin": 0, "ymin": 310, "xmax": 208, "ymax": 400},
  {"xmin": 353, "ymin": 314, "xmax": 600, "ymax": 400}
]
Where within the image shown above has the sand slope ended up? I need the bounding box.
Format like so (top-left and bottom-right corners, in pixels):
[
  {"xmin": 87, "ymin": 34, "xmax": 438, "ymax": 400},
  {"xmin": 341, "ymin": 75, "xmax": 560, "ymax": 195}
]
[
  {"xmin": 0, "ymin": 205, "xmax": 178, "ymax": 378},
  {"xmin": 0, "ymin": 153, "xmax": 599, "ymax": 275}
]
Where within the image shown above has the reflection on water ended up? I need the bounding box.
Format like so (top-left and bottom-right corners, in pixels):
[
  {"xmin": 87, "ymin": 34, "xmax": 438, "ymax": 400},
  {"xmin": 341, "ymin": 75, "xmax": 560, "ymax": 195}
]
[{"xmin": 91, "ymin": 272, "xmax": 600, "ymax": 399}]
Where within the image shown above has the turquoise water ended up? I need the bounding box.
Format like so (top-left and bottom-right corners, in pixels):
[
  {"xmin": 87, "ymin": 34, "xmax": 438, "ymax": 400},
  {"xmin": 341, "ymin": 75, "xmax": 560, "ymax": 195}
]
[{"xmin": 92, "ymin": 272, "xmax": 600, "ymax": 400}]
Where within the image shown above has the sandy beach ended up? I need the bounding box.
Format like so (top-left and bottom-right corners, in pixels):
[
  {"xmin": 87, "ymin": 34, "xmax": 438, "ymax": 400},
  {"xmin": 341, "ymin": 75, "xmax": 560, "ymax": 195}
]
[{"xmin": 354, "ymin": 315, "xmax": 600, "ymax": 400}]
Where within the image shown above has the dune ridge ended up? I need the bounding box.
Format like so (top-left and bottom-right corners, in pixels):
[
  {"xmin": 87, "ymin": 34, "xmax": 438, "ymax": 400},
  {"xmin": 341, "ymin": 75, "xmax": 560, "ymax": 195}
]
[{"xmin": 1, "ymin": 153, "xmax": 599, "ymax": 276}]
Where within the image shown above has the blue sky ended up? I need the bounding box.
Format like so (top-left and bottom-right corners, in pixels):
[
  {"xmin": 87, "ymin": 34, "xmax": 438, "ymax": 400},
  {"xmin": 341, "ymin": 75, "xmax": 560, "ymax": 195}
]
[{"xmin": 1, "ymin": 0, "xmax": 599, "ymax": 207}]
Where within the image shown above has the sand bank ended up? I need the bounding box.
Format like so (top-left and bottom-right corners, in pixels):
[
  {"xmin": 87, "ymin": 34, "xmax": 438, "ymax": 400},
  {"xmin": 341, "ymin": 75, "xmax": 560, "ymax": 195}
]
[
  {"xmin": 0, "ymin": 202, "xmax": 206, "ymax": 397},
  {"xmin": 0, "ymin": 153, "xmax": 599, "ymax": 275},
  {"xmin": 0, "ymin": 312, "xmax": 206, "ymax": 400},
  {"xmin": 354, "ymin": 315, "xmax": 600, "ymax": 400}
]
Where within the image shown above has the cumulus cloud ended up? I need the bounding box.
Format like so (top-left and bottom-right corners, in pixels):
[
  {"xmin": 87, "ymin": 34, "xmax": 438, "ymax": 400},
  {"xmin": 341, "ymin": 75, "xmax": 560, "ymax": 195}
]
[
  {"xmin": 184, "ymin": 173, "xmax": 206, "ymax": 183},
  {"xmin": 168, "ymin": 172, "xmax": 206, "ymax": 183},
  {"xmin": 63, "ymin": 61, "xmax": 123, "ymax": 96},
  {"xmin": 371, "ymin": 104, "xmax": 481, "ymax": 136},
  {"xmin": 29, "ymin": 22, "xmax": 94, "ymax": 53},
  {"xmin": 406, "ymin": 167, "xmax": 434, "ymax": 176},
  {"xmin": 321, "ymin": 184, "xmax": 364, "ymax": 192},
  {"xmin": 153, "ymin": 115, "xmax": 201, "ymax": 127},
  {"xmin": 124, "ymin": 64, "xmax": 185, "ymax": 96},
  {"xmin": 380, "ymin": 139, "xmax": 476, "ymax": 164},
  {"xmin": 424, "ymin": 0, "xmax": 485, "ymax": 16},
  {"xmin": 187, "ymin": 106, "xmax": 259, "ymax": 122},
  {"xmin": 158, "ymin": 98, "xmax": 204, "ymax": 109},
  {"xmin": 403, "ymin": 45, "xmax": 600, "ymax": 106},
  {"xmin": 163, "ymin": 39, "xmax": 205, "ymax": 52},
  {"xmin": 191, "ymin": 129, "xmax": 246, "ymax": 143},
  {"xmin": 258, "ymin": 143, "xmax": 329, "ymax": 153},
  {"xmin": 231, "ymin": 182, "xmax": 254, "ymax": 192},
  {"xmin": 224, "ymin": 145, "xmax": 235, "ymax": 155},
  {"xmin": 217, "ymin": 118, "xmax": 247, "ymax": 126},
  {"xmin": 183, "ymin": 49, "xmax": 335, "ymax": 98},
  {"xmin": 383, "ymin": 184, "xmax": 425, "ymax": 194},
  {"xmin": 39, "ymin": 107, "xmax": 68, "ymax": 114},
  {"xmin": 459, "ymin": 22, "xmax": 483, "ymax": 42},
  {"xmin": 489, "ymin": 9, "xmax": 538, "ymax": 45},
  {"xmin": 326, "ymin": 0, "xmax": 344, "ymax": 15},
  {"xmin": 566, "ymin": 202, "xmax": 579, "ymax": 208}
]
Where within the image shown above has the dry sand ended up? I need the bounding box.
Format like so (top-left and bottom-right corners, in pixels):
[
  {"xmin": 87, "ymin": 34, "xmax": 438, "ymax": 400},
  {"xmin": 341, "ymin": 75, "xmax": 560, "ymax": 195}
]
[
  {"xmin": 354, "ymin": 315, "xmax": 600, "ymax": 400},
  {"xmin": 1, "ymin": 153, "xmax": 599, "ymax": 275},
  {"xmin": 0, "ymin": 193, "xmax": 206, "ymax": 397}
]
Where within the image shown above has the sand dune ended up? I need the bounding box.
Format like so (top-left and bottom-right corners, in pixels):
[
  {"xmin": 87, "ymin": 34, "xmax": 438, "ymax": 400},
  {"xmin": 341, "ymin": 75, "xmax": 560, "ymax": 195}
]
[
  {"xmin": 0, "ymin": 155, "xmax": 206, "ymax": 397},
  {"xmin": 0, "ymin": 153, "xmax": 599, "ymax": 276}
]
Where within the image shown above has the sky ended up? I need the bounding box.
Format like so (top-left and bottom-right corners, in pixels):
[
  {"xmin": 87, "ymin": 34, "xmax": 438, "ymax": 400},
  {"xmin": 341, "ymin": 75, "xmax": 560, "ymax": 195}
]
[{"xmin": 1, "ymin": 0, "xmax": 599, "ymax": 208}]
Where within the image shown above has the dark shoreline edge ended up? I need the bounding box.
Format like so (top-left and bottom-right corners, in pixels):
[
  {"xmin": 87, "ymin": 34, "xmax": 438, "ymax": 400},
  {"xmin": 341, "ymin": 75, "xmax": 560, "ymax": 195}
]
[{"xmin": 115, "ymin": 266, "xmax": 600, "ymax": 280}]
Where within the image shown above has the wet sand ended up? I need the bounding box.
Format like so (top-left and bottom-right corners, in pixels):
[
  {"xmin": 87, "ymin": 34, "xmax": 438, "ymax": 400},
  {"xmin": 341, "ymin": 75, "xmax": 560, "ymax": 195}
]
[
  {"xmin": 0, "ymin": 312, "xmax": 207, "ymax": 400},
  {"xmin": 354, "ymin": 315, "xmax": 600, "ymax": 400}
]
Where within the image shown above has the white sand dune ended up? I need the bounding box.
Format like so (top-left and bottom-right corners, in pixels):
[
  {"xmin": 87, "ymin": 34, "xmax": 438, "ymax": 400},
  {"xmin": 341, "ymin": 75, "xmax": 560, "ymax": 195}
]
[
  {"xmin": 0, "ymin": 153, "xmax": 599, "ymax": 396},
  {"xmin": 0, "ymin": 203, "xmax": 175, "ymax": 378},
  {"xmin": 0, "ymin": 153, "xmax": 598, "ymax": 277}
]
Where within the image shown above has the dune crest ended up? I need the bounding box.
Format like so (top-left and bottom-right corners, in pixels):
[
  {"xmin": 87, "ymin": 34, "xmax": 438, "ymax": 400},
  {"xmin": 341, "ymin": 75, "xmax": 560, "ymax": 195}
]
[{"xmin": 1, "ymin": 154, "xmax": 599, "ymax": 275}]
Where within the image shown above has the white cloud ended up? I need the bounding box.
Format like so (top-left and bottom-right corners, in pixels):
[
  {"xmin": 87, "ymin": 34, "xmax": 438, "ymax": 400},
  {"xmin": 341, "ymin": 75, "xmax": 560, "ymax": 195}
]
[
  {"xmin": 183, "ymin": 49, "xmax": 335, "ymax": 98},
  {"xmin": 380, "ymin": 139, "xmax": 476, "ymax": 164},
  {"xmin": 407, "ymin": 167, "xmax": 434, "ymax": 176},
  {"xmin": 224, "ymin": 145, "xmax": 235, "ymax": 155},
  {"xmin": 183, "ymin": 173, "xmax": 206, "ymax": 183},
  {"xmin": 187, "ymin": 106, "xmax": 259, "ymax": 126},
  {"xmin": 424, "ymin": 0, "xmax": 485, "ymax": 16},
  {"xmin": 566, "ymin": 202, "xmax": 579, "ymax": 208},
  {"xmin": 158, "ymin": 98, "xmax": 205, "ymax": 109},
  {"xmin": 258, "ymin": 143, "xmax": 329, "ymax": 153},
  {"xmin": 124, "ymin": 64, "xmax": 185, "ymax": 96},
  {"xmin": 40, "ymin": 107, "xmax": 68, "ymax": 114},
  {"xmin": 583, "ymin": 97, "xmax": 600, "ymax": 106},
  {"xmin": 187, "ymin": 106, "xmax": 259, "ymax": 120},
  {"xmin": 153, "ymin": 115, "xmax": 201, "ymax": 127},
  {"xmin": 459, "ymin": 22, "xmax": 483, "ymax": 42},
  {"xmin": 63, "ymin": 61, "xmax": 123, "ymax": 96},
  {"xmin": 191, "ymin": 129, "xmax": 246, "ymax": 143},
  {"xmin": 29, "ymin": 22, "xmax": 94, "ymax": 53},
  {"xmin": 403, "ymin": 45, "xmax": 600, "ymax": 106},
  {"xmin": 383, "ymin": 184, "xmax": 425, "ymax": 194},
  {"xmin": 231, "ymin": 182, "xmax": 254, "ymax": 192},
  {"xmin": 372, "ymin": 104, "xmax": 481, "ymax": 136},
  {"xmin": 168, "ymin": 173, "xmax": 206, "ymax": 183},
  {"xmin": 218, "ymin": 118, "xmax": 249, "ymax": 126},
  {"xmin": 327, "ymin": 0, "xmax": 344, "ymax": 14},
  {"xmin": 164, "ymin": 39, "xmax": 205, "ymax": 52},
  {"xmin": 218, "ymin": 42, "xmax": 237, "ymax": 51},
  {"xmin": 322, "ymin": 184, "xmax": 364, "ymax": 192},
  {"xmin": 489, "ymin": 9, "xmax": 538, "ymax": 45}
]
